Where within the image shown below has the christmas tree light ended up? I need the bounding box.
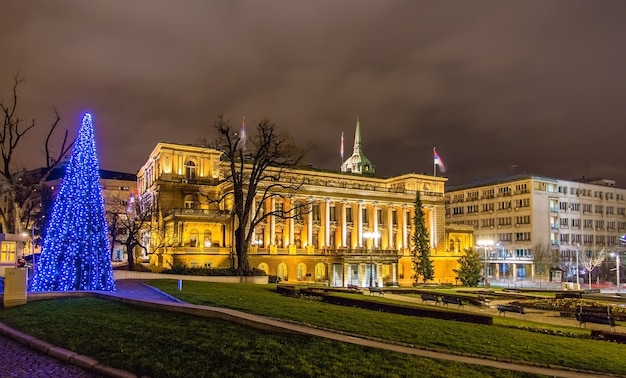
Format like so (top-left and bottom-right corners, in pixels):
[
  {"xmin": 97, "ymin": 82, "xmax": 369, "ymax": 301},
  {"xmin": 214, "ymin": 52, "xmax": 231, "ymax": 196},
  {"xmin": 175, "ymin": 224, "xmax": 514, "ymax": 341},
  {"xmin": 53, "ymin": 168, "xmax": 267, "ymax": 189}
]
[{"xmin": 31, "ymin": 113, "xmax": 115, "ymax": 292}]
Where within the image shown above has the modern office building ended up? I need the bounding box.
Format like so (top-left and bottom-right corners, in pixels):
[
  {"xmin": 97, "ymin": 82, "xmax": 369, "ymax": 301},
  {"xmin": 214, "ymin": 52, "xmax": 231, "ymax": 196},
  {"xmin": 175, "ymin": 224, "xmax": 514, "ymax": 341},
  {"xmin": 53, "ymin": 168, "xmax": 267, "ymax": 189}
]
[
  {"xmin": 137, "ymin": 118, "xmax": 468, "ymax": 286},
  {"xmin": 445, "ymin": 175, "xmax": 626, "ymax": 284}
]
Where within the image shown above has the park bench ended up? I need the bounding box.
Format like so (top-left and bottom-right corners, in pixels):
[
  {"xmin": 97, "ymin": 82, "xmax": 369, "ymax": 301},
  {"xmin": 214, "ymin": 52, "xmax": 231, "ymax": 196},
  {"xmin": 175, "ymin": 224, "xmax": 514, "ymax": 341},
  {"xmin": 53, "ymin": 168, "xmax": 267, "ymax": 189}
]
[
  {"xmin": 369, "ymin": 287, "xmax": 385, "ymax": 297},
  {"xmin": 496, "ymin": 304, "xmax": 525, "ymax": 317},
  {"xmin": 346, "ymin": 284, "xmax": 361, "ymax": 293},
  {"xmin": 576, "ymin": 306, "xmax": 616, "ymax": 331},
  {"xmin": 477, "ymin": 294, "xmax": 491, "ymax": 304},
  {"xmin": 441, "ymin": 295, "xmax": 463, "ymax": 309},
  {"xmin": 420, "ymin": 293, "xmax": 440, "ymax": 305}
]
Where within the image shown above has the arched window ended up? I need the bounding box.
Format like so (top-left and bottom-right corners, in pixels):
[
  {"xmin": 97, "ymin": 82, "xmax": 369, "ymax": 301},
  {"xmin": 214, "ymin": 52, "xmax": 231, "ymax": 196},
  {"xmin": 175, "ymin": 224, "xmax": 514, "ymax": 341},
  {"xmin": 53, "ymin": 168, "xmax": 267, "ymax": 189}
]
[
  {"xmin": 257, "ymin": 263, "xmax": 269, "ymax": 274},
  {"xmin": 190, "ymin": 228, "xmax": 199, "ymax": 247},
  {"xmin": 277, "ymin": 263, "xmax": 288, "ymax": 280},
  {"xmin": 203, "ymin": 229, "xmax": 212, "ymax": 247},
  {"xmin": 185, "ymin": 160, "xmax": 197, "ymax": 180},
  {"xmin": 296, "ymin": 263, "xmax": 306, "ymax": 280},
  {"xmin": 184, "ymin": 195, "xmax": 194, "ymax": 209},
  {"xmin": 314, "ymin": 263, "xmax": 325, "ymax": 281}
]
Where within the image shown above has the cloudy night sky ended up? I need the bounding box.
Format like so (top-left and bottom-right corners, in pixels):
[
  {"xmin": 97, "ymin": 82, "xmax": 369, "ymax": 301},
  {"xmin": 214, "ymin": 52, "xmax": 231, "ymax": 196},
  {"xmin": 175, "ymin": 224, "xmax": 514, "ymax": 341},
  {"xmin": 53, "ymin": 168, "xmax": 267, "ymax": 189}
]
[{"xmin": 2, "ymin": 1, "xmax": 626, "ymax": 187}]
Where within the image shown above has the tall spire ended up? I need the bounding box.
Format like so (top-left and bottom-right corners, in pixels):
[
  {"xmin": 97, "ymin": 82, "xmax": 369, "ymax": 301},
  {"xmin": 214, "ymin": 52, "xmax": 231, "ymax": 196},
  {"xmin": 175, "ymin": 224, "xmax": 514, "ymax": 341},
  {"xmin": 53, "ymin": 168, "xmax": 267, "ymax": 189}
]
[
  {"xmin": 340, "ymin": 116, "xmax": 375, "ymax": 175},
  {"xmin": 353, "ymin": 115, "xmax": 362, "ymax": 155}
]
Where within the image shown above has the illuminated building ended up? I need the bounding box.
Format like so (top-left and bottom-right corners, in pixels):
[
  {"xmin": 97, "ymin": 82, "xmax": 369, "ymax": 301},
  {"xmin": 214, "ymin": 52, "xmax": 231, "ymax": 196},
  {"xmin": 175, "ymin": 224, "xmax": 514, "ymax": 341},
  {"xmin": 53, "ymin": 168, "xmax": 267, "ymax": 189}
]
[
  {"xmin": 445, "ymin": 175, "xmax": 626, "ymax": 283},
  {"xmin": 137, "ymin": 118, "xmax": 465, "ymax": 286}
]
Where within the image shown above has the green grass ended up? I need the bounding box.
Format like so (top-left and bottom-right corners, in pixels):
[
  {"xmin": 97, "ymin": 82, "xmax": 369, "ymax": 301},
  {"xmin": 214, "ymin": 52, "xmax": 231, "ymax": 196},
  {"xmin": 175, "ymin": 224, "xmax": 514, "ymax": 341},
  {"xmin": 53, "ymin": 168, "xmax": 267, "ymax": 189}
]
[
  {"xmin": 0, "ymin": 298, "xmax": 541, "ymax": 378},
  {"xmin": 146, "ymin": 280, "xmax": 626, "ymax": 375}
]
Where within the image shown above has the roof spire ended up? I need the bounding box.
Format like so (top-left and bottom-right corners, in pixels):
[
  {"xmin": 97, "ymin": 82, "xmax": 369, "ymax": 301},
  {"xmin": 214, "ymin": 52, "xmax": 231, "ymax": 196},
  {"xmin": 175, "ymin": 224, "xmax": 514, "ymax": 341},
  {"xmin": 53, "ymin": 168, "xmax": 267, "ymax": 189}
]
[{"xmin": 340, "ymin": 115, "xmax": 375, "ymax": 175}]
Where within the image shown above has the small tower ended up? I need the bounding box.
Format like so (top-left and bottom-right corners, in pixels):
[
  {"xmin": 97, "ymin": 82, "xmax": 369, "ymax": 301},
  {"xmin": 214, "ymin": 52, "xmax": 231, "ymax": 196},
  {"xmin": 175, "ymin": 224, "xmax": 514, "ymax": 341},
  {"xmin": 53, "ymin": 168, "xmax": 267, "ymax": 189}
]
[{"xmin": 341, "ymin": 116, "xmax": 375, "ymax": 175}]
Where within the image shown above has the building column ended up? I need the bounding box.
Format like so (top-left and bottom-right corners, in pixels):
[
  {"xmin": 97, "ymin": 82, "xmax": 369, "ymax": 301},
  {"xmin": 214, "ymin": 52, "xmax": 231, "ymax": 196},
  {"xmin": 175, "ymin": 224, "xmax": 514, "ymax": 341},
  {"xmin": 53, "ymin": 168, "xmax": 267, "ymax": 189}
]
[
  {"xmin": 324, "ymin": 199, "xmax": 331, "ymax": 247},
  {"xmin": 391, "ymin": 262, "xmax": 398, "ymax": 283},
  {"xmin": 376, "ymin": 263, "xmax": 382, "ymax": 287},
  {"xmin": 341, "ymin": 201, "xmax": 347, "ymax": 247},
  {"xmin": 288, "ymin": 199, "xmax": 294, "ymax": 246},
  {"xmin": 402, "ymin": 206, "xmax": 409, "ymax": 251},
  {"xmin": 307, "ymin": 200, "xmax": 313, "ymax": 247},
  {"xmin": 343, "ymin": 263, "xmax": 350, "ymax": 287},
  {"xmin": 387, "ymin": 205, "xmax": 394, "ymax": 249},
  {"xmin": 512, "ymin": 263, "xmax": 517, "ymax": 281},
  {"xmin": 270, "ymin": 198, "xmax": 276, "ymax": 246},
  {"xmin": 358, "ymin": 201, "xmax": 363, "ymax": 247},
  {"xmin": 373, "ymin": 203, "xmax": 379, "ymax": 248},
  {"xmin": 531, "ymin": 263, "xmax": 535, "ymax": 282}
]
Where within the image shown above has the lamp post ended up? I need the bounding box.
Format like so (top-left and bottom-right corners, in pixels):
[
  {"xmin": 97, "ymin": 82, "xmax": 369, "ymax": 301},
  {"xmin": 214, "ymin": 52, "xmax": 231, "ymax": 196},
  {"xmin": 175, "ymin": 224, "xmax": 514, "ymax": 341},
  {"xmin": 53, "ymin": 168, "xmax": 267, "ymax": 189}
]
[
  {"xmin": 363, "ymin": 231, "xmax": 380, "ymax": 288},
  {"xmin": 611, "ymin": 252, "xmax": 621, "ymax": 293},
  {"xmin": 477, "ymin": 240, "xmax": 494, "ymax": 287},
  {"xmin": 576, "ymin": 243, "xmax": 580, "ymax": 290}
]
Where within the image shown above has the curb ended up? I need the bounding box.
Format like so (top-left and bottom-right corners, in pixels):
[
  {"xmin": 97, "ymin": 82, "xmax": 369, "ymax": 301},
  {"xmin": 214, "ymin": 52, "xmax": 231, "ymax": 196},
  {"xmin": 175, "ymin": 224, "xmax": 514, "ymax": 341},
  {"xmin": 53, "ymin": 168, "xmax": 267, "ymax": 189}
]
[{"xmin": 0, "ymin": 321, "xmax": 142, "ymax": 378}]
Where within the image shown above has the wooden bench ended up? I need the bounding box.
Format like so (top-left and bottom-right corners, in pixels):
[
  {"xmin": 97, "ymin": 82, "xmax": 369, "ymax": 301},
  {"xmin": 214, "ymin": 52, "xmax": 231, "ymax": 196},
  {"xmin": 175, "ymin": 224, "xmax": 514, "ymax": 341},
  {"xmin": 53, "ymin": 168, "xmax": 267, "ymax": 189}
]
[
  {"xmin": 369, "ymin": 287, "xmax": 385, "ymax": 297},
  {"xmin": 497, "ymin": 304, "xmax": 525, "ymax": 317},
  {"xmin": 420, "ymin": 293, "xmax": 440, "ymax": 305},
  {"xmin": 477, "ymin": 294, "xmax": 491, "ymax": 304},
  {"xmin": 347, "ymin": 284, "xmax": 361, "ymax": 293},
  {"xmin": 441, "ymin": 296, "xmax": 463, "ymax": 309},
  {"xmin": 576, "ymin": 306, "xmax": 616, "ymax": 331}
]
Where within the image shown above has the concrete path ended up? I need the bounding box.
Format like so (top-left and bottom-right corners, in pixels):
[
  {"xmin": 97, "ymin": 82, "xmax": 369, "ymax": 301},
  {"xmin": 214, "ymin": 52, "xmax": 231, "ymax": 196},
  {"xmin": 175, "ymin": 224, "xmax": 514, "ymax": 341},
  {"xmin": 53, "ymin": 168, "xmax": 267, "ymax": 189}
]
[{"xmin": 0, "ymin": 279, "xmax": 622, "ymax": 378}]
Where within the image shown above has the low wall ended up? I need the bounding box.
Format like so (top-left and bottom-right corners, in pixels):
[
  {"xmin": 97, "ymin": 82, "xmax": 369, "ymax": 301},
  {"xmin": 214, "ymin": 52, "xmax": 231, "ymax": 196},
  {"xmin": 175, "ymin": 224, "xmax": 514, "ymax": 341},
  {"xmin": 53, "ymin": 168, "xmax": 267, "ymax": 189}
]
[{"xmin": 113, "ymin": 270, "xmax": 269, "ymax": 284}]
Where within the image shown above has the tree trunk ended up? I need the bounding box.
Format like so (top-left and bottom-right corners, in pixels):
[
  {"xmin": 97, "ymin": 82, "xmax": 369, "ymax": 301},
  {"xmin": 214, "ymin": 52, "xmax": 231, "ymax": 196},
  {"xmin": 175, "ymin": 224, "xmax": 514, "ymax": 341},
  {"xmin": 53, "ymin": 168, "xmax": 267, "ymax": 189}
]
[
  {"xmin": 127, "ymin": 244, "xmax": 136, "ymax": 271},
  {"xmin": 235, "ymin": 227, "xmax": 249, "ymax": 274}
]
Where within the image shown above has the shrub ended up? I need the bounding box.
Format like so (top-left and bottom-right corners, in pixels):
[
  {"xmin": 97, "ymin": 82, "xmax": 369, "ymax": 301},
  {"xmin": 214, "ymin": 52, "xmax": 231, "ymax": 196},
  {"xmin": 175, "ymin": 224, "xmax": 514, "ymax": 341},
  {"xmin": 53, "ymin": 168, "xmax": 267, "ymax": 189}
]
[{"xmin": 160, "ymin": 264, "xmax": 267, "ymax": 277}]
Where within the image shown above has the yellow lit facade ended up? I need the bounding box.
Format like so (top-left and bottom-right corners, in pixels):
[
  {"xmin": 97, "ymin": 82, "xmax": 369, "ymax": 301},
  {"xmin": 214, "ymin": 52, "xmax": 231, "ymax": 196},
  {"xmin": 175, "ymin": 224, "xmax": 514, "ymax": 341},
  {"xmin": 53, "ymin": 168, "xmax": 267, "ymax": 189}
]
[{"xmin": 136, "ymin": 140, "xmax": 468, "ymax": 286}]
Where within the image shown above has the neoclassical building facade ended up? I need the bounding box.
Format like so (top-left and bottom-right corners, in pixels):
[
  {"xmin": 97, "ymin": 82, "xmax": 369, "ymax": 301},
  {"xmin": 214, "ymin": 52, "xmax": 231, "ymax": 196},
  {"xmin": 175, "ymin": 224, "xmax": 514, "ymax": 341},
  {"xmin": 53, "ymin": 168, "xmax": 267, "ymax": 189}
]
[{"xmin": 137, "ymin": 121, "xmax": 463, "ymax": 287}]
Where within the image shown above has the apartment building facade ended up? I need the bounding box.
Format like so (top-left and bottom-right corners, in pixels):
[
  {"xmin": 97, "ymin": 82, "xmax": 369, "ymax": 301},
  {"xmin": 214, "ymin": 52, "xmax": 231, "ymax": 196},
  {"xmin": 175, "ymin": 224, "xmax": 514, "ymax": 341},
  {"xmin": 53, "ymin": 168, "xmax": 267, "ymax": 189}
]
[{"xmin": 445, "ymin": 175, "xmax": 626, "ymax": 283}]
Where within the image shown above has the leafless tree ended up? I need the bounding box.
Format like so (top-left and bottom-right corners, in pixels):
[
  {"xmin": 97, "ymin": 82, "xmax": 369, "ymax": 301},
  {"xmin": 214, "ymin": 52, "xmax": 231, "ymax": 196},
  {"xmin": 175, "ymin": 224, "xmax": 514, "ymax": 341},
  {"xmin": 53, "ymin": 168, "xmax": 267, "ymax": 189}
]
[
  {"xmin": 0, "ymin": 74, "xmax": 72, "ymax": 234},
  {"xmin": 211, "ymin": 114, "xmax": 311, "ymax": 274},
  {"xmin": 532, "ymin": 242, "xmax": 557, "ymax": 287},
  {"xmin": 106, "ymin": 196, "xmax": 154, "ymax": 271},
  {"xmin": 578, "ymin": 248, "xmax": 607, "ymax": 289}
]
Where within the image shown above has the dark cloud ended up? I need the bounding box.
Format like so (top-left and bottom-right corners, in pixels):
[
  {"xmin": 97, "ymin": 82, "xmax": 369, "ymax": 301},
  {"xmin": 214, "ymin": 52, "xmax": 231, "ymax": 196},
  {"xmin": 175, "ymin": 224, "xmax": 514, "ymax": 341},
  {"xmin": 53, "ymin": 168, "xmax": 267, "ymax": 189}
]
[{"xmin": 2, "ymin": 0, "xmax": 626, "ymax": 186}]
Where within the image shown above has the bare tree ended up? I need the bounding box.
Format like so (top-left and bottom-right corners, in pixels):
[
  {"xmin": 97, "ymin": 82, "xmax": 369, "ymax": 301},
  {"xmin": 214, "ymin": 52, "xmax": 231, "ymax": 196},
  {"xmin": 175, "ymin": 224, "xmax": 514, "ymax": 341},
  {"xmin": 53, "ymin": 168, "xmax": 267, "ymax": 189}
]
[
  {"xmin": 578, "ymin": 248, "xmax": 607, "ymax": 289},
  {"xmin": 106, "ymin": 196, "xmax": 154, "ymax": 271},
  {"xmin": 532, "ymin": 242, "xmax": 556, "ymax": 287},
  {"xmin": 212, "ymin": 115, "xmax": 310, "ymax": 274},
  {"xmin": 0, "ymin": 74, "xmax": 72, "ymax": 234}
]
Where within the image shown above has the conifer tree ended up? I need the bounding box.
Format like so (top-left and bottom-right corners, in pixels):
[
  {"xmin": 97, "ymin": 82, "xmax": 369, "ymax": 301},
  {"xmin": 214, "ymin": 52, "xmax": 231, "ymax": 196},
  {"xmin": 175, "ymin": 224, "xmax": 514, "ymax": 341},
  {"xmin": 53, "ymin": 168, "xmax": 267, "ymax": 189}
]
[
  {"xmin": 412, "ymin": 190, "xmax": 434, "ymax": 283},
  {"xmin": 454, "ymin": 249, "xmax": 482, "ymax": 287},
  {"xmin": 31, "ymin": 113, "xmax": 115, "ymax": 292}
]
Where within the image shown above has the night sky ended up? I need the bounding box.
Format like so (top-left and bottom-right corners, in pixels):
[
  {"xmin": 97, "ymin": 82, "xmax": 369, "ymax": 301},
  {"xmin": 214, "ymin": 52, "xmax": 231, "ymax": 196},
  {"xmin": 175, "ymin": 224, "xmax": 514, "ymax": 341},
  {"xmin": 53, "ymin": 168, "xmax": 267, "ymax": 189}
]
[{"xmin": 2, "ymin": 1, "xmax": 626, "ymax": 187}]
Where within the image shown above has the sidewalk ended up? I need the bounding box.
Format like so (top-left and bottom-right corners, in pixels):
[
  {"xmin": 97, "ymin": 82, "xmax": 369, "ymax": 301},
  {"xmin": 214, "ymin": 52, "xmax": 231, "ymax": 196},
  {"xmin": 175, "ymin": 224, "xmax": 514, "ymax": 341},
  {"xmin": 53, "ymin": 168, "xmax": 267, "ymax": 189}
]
[{"xmin": 0, "ymin": 279, "xmax": 621, "ymax": 378}]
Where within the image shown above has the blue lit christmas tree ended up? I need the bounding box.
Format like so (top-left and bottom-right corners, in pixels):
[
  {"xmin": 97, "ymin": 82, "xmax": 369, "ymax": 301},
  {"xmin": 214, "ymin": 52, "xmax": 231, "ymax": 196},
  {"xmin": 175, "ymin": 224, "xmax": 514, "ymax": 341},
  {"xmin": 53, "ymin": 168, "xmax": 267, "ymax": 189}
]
[{"xmin": 32, "ymin": 113, "xmax": 115, "ymax": 292}]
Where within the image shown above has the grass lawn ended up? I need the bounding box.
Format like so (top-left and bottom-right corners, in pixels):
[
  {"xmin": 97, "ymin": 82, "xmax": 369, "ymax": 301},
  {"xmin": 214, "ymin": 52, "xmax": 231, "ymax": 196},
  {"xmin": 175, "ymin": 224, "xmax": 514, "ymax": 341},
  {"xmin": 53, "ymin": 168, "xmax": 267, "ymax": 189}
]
[
  {"xmin": 145, "ymin": 280, "xmax": 626, "ymax": 375},
  {"xmin": 0, "ymin": 298, "xmax": 541, "ymax": 378}
]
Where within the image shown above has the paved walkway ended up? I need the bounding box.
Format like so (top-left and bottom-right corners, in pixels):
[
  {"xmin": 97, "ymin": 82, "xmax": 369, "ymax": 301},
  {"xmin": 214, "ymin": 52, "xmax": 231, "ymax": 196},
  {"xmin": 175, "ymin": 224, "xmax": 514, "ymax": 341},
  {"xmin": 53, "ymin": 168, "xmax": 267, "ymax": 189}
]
[{"xmin": 0, "ymin": 279, "xmax": 623, "ymax": 377}]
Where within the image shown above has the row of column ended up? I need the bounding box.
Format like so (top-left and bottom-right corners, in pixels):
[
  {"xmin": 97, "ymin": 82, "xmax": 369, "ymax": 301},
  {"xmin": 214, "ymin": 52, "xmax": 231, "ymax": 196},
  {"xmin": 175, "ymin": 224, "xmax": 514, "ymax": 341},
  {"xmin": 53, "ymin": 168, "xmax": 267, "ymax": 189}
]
[{"xmin": 254, "ymin": 197, "xmax": 415, "ymax": 250}]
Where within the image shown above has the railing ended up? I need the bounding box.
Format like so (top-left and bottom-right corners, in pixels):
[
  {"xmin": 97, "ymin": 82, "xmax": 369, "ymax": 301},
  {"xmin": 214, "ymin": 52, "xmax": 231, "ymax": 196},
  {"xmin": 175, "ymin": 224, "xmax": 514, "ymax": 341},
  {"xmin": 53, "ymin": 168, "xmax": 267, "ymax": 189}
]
[{"xmin": 167, "ymin": 208, "xmax": 231, "ymax": 218}]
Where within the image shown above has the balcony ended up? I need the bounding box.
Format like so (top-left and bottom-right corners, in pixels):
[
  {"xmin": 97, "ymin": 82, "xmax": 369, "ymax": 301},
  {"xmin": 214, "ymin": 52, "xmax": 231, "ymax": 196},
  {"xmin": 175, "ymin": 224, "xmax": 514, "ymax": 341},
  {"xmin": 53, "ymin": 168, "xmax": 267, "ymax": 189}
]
[{"xmin": 166, "ymin": 208, "xmax": 231, "ymax": 223}]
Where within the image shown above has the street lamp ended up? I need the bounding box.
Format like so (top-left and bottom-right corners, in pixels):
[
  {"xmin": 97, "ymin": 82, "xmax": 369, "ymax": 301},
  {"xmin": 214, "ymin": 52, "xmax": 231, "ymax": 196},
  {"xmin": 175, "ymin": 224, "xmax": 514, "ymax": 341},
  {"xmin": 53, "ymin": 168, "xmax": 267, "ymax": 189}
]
[
  {"xmin": 610, "ymin": 252, "xmax": 621, "ymax": 293},
  {"xmin": 477, "ymin": 240, "xmax": 494, "ymax": 287},
  {"xmin": 575, "ymin": 243, "xmax": 581, "ymax": 290},
  {"xmin": 363, "ymin": 231, "xmax": 380, "ymax": 288}
]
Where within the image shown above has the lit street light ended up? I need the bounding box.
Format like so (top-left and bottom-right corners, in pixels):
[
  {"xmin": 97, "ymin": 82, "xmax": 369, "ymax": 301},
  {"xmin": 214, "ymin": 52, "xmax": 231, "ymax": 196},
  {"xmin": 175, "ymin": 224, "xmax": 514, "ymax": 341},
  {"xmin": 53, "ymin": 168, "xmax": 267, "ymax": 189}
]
[
  {"xmin": 611, "ymin": 252, "xmax": 621, "ymax": 293},
  {"xmin": 363, "ymin": 231, "xmax": 380, "ymax": 288},
  {"xmin": 477, "ymin": 240, "xmax": 494, "ymax": 287}
]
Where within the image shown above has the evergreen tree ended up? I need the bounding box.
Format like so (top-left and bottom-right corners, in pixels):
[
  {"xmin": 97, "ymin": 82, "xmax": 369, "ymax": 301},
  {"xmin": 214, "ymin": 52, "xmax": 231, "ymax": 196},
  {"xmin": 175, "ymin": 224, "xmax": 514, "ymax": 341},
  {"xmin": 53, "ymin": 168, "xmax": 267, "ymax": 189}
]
[
  {"xmin": 412, "ymin": 190, "xmax": 434, "ymax": 283},
  {"xmin": 31, "ymin": 113, "xmax": 115, "ymax": 292},
  {"xmin": 454, "ymin": 249, "xmax": 483, "ymax": 287}
]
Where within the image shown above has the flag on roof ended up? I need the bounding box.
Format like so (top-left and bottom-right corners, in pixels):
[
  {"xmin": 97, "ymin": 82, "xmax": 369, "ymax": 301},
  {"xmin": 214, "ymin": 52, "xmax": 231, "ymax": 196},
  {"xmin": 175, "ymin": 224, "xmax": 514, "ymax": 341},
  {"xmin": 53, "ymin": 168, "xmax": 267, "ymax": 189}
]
[
  {"xmin": 434, "ymin": 147, "xmax": 446, "ymax": 173},
  {"xmin": 340, "ymin": 132, "xmax": 344, "ymax": 160}
]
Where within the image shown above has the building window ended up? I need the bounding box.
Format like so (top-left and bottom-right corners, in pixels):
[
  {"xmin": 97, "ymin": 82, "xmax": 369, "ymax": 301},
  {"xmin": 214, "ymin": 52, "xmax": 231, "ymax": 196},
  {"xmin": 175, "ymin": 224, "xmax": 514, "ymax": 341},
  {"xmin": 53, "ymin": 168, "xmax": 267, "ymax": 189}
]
[
  {"xmin": 184, "ymin": 195, "xmax": 194, "ymax": 209},
  {"xmin": 190, "ymin": 228, "xmax": 199, "ymax": 247},
  {"xmin": 185, "ymin": 160, "xmax": 197, "ymax": 180},
  {"xmin": 346, "ymin": 207, "xmax": 353, "ymax": 223}
]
